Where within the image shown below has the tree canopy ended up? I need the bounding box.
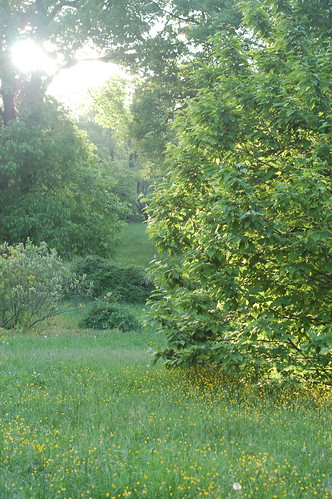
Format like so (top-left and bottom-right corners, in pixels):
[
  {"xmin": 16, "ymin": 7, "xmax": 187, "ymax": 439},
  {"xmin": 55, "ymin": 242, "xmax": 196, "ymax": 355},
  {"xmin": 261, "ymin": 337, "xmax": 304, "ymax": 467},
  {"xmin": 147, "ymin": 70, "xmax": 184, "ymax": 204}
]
[
  {"xmin": 0, "ymin": 100, "xmax": 127, "ymax": 256},
  {"xmin": 147, "ymin": 0, "xmax": 332, "ymax": 383},
  {"xmin": 1, "ymin": 0, "xmax": 158, "ymax": 254},
  {"xmin": 0, "ymin": 0, "xmax": 169, "ymax": 123},
  {"xmin": 2, "ymin": 0, "xmax": 235, "ymax": 254}
]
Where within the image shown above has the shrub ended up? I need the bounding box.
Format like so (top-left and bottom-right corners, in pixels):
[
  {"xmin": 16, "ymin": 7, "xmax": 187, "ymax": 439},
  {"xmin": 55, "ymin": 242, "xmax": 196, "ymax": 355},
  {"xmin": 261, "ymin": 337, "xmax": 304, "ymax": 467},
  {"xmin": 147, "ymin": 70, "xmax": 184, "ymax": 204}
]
[
  {"xmin": 80, "ymin": 302, "xmax": 141, "ymax": 332},
  {"xmin": 0, "ymin": 240, "xmax": 77, "ymax": 330},
  {"xmin": 73, "ymin": 255, "xmax": 154, "ymax": 303},
  {"xmin": 146, "ymin": 1, "xmax": 332, "ymax": 384}
]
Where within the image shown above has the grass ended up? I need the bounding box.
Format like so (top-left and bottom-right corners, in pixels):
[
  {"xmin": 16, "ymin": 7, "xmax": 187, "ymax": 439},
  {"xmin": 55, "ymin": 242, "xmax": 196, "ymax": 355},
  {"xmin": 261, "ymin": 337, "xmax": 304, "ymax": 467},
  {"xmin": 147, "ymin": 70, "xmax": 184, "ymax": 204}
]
[
  {"xmin": 1, "ymin": 228, "xmax": 331, "ymax": 498},
  {"xmin": 115, "ymin": 223, "xmax": 156, "ymax": 268},
  {"xmin": 0, "ymin": 325, "xmax": 331, "ymax": 499}
]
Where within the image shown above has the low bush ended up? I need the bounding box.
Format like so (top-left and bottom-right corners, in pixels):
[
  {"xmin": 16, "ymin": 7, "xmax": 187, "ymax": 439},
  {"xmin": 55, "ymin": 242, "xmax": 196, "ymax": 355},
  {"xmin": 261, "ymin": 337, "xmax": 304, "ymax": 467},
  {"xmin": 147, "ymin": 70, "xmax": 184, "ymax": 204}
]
[
  {"xmin": 73, "ymin": 255, "xmax": 154, "ymax": 303},
  {"xmin": 80, "ymin": 302, "xmax": 141, "ymax": 332},
  {"xmin": 0, "ymin": 240, "xmax": 78, "ymax": 330}
]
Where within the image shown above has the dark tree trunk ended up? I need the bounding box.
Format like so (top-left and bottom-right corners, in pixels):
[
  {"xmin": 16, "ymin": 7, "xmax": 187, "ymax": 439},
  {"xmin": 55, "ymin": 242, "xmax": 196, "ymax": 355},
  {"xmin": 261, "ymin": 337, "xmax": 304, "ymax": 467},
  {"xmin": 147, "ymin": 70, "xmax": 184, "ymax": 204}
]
[
  {"xmin": 0, "ymin": 52, "xmax": 18, "ymax": 126},
  {"xmin": 1, "ymin": 87, "xmax": 17, "ymax": 125},
  {"xmin": 0, "ymin": 73, "xmax": 16, "ymax": 190}
]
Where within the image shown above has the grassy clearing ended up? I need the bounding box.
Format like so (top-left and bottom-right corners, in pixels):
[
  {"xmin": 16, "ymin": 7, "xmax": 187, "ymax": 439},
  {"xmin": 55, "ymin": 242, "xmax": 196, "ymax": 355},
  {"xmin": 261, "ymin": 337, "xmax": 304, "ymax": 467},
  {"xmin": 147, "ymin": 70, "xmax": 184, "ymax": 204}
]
[
  {"xmin": 1, "ymin": 224, "xmax": 331, "ymax": 498},
  {"xmin": 115, "ymin": 223, "xmax": 156, "ymax": 268},
  {"xmin": 0, "ymin": 329, "xmax": 331, "ymax": 499}
]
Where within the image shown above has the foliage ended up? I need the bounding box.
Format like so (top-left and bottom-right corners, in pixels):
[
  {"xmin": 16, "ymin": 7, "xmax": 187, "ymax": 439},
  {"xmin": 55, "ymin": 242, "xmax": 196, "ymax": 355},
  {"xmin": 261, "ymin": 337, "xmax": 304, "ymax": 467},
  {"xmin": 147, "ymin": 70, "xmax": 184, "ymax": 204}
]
[
  {"xmin": 73, "ymin": 255, "xmax": 154, "ymax": 303},
  {"xmin": 80, "ymin": 301, "xmax": 141, "ymax": 331},
  {"xmin": 0, "ymin": 0, "xmax": 243, "ymax": 239},
  {"xmin": 0, "ymin": 0, "xmax": 169, "ymax": 125},
  {"xmin": 128, "ymin": 0, "xmax": 242, "ymax": 183},
  {"xmin": 0, "ymin": 240, "xmax": 77, "ymax": 330},
  {"xmin": 129, "ymin": 76, "xmax": 183, "ymax": 172},
  {"xmin": 90, "ymin": 76, "xmax": 130, "ymax": 142},
  {"xmin": 79, "ymin": 76, "xmax": 147, "ymax": 221},
  {"xmin": 147, "ymin": 0, "xmax": 332, "ymax": 383},
  {"xmin": 0, "ymin": 0, "xmax": 193, "ymax": 240},
  {"xmin": 0, "ymin": 100, "xmax": 127, "ymax": 256}
]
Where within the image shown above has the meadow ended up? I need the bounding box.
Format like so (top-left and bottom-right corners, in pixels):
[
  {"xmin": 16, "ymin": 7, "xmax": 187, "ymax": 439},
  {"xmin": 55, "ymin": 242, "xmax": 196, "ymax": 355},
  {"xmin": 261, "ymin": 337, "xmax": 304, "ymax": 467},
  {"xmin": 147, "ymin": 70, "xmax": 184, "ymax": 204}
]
[
  {"xmin": 114, "ymin": 223, "xmax": 157, "ymax": 268},
  {"xmin": 0, "ymin": 224, "xmax": 331, "ymax": 499}
]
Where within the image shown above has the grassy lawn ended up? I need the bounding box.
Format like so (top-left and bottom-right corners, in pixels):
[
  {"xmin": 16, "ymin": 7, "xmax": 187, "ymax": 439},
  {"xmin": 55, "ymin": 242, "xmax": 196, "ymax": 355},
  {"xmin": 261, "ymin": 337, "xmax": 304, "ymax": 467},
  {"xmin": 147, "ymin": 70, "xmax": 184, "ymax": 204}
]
[
  {"xmin": 0, "ymin": 325, "xmax": 331, "ymax": 499},
  {"xmin": 1, "ymin": 227, "xmax": 331, "ymax": 498},
  {"xmin": 115, "ymin": 223, "xmax": 156, "ymax": 268}
]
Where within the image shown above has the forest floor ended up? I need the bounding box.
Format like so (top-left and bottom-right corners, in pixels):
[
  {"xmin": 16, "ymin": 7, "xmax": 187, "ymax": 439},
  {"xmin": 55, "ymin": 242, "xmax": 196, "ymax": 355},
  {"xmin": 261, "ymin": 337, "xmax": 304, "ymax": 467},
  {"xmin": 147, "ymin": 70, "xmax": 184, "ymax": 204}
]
[{"xmin": 0, "ymin": 224, "xmax": 331, "ymax": 498}]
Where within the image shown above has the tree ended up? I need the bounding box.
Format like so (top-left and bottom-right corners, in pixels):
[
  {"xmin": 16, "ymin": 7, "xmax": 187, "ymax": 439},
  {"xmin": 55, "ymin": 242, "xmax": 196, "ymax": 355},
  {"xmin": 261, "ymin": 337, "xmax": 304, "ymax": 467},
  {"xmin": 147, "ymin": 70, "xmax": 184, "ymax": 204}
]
[
  {"xmin": 147, "ymin": 0, "xmax": 332, "ymax": 383},
  {"xmin": 79, "ymin": 76, "xmax": 148, "ymax": 221},
  {"xmin": 127, "ymin": 0, "xmax": 242, "ymax": 197},
  {"xmin": 0, "ymin": 0, "xmax": 212, "ymax": 249},
  {"xmin": 0, "ymin": 0, "xmax": 170, "ymax": 125},
  {"xmin": 0, "ymin": 0, "xmax": 241, "ymax": 129},
  {"xmin": 0, "ymin": 1, "xmax": 241, "ymax": 198},
  {"xmin": 0, "ymin": 100, "xmax": 127, "ymax": 256}
]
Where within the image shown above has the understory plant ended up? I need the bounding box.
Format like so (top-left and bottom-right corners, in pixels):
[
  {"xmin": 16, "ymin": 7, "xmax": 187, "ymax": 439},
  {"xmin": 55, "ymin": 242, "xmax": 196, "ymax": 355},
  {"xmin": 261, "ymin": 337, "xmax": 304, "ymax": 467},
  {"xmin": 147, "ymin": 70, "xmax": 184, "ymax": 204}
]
[
  {"xmin": 73, "ymin": 255, "xmax": 154, "ymax": 303},
  {"xmin": 80, "ymin": 301, "xmax": 141, "ymax": 332},
  {"xmin": 0, "ymin": 240, "xmax": 78, "ymax": 330}
]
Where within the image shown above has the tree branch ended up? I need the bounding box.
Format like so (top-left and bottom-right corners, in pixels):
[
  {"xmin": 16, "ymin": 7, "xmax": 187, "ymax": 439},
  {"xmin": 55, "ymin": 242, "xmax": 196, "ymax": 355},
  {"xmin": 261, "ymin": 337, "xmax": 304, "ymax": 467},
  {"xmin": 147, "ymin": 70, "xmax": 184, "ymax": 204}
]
[
  {"xmin": 149, "ymin": 0, "xmax": 201, "ymax": 25},
  {"xmin": 49, "ymin": 0, "xmax": 82, "ymax": 20}
]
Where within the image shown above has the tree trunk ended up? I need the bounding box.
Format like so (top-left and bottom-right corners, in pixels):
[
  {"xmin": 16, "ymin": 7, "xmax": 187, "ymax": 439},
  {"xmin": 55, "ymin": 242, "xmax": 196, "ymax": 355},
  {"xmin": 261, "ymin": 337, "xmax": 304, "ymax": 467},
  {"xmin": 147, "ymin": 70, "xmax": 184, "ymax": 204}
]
[
  {"xmin": 0, "ymin": 72, "xmax": 16, "ymax": 190},
  {"xmin": 0, "ymin": 51, "xmax": 18, "ymax": 125},
  {"xmin": 1, "ymin": 86, "xmax": 17, "ymax": 125}
]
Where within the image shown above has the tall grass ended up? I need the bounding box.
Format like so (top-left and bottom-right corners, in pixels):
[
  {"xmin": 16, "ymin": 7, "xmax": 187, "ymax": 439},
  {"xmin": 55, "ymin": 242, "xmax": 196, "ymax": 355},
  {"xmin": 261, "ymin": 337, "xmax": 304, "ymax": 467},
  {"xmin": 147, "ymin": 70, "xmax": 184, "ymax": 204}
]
[
  {"xmin": 1, "ymin": 223, "xmax": 331, "ymax": 498},
  {"xmin": 0, "ymin": 330, "xmax": 331, "ymax": 498}
]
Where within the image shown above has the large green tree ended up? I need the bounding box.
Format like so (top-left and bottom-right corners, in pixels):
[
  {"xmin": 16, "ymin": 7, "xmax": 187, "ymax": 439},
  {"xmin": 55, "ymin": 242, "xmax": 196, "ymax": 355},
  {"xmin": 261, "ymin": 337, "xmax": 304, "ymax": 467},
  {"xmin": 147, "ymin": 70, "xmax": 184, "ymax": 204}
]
[
  {"xmin": 147, "ymin": 0, "xmax": 332, "ymax": 383},
  {"xmin": 0, "ymin": 100, "xmax": 127, "ymax": 256}
]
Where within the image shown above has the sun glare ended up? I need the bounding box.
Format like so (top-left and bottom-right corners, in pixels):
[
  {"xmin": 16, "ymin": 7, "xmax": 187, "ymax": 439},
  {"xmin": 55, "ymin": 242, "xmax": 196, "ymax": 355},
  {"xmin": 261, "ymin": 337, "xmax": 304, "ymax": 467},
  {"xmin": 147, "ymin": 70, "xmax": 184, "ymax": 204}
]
[
  {"xmin": 11, "ymin": 40, "xmax": 126, "ymax": 112},
  {"xmin": 48, "ymin": 60, "xmax": 124, "ymax": 112},
  {"xmin": 11, "ymin": 39, "xmax": 57, "ymax": 75}
]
